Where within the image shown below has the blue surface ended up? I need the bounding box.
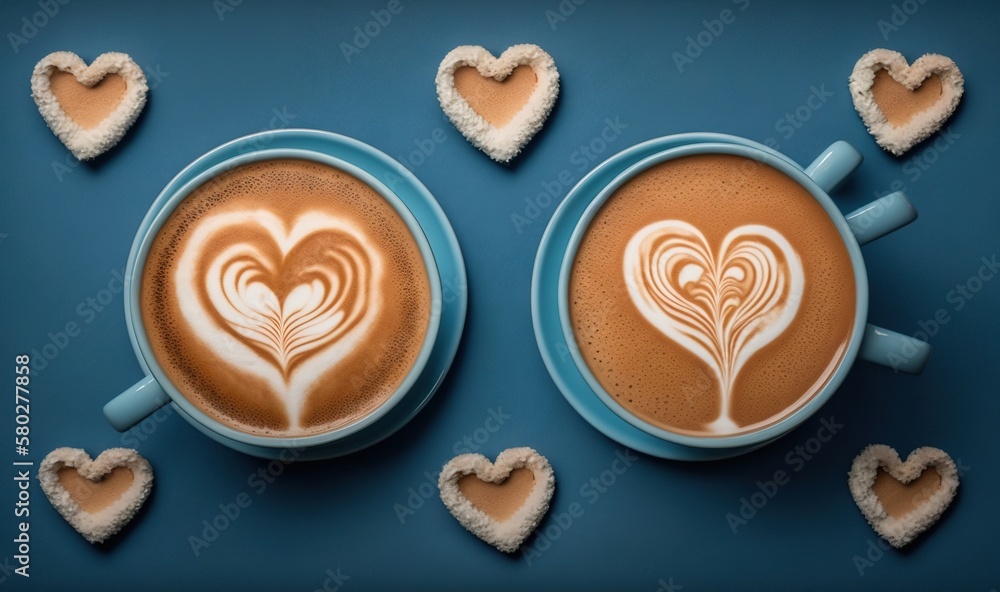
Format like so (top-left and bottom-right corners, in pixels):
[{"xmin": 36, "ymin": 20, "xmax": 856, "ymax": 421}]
[{"xmin": 1, "ymin": 1, "xmax": 998, "ymax": 590}]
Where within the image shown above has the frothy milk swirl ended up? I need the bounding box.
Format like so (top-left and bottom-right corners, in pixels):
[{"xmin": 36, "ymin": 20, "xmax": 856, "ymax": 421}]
[
  {"xmin": 623, "ymin": 220, "xmax": 804, "ymax": 434},
  {"xmin": 174, "ymin": 209, "xmax": 382, "ymax": 429}
]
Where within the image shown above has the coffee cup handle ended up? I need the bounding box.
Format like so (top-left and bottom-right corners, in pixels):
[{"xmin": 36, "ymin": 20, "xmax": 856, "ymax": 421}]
[
  {"xmin": 844, "ymin": 191, "xmax": 918, "ymax": 246},
  {"xmin": 103, "ymin": 376, "xmax": 171, "ymax": 432},
  {"xmin": 804, "ymin": 141, "xmax": 863, "ymax": 193},
  {"xmin": 838, "ymin": 188, "xmax": 929, "ymax": 373},
  {"xmin": 858, "ymin": 324, "xmax": 931, "ymax": 374}
]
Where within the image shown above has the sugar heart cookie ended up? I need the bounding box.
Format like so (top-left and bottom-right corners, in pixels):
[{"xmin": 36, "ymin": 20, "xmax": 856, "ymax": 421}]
[
  {"xmin": 848, "ymin": 444, "xmax": 958, "ymax": 548},
  {"xmin": 849, "ymin": 49, "xmax": 963, "ymax": 156},
  {"xmin": 439, "ymin": 447, "xmax": 555, "ymax": 553},
  {"xmin": 31, "ymin": 51, "xmax": 148, "ymax": 161},
  {"xmin": 436, "ymin": 44, "xmax": 559, "ymax": 163},
  {"xmin": 38, "ymin": 448, "xmax": 153, "ymax": 544}
]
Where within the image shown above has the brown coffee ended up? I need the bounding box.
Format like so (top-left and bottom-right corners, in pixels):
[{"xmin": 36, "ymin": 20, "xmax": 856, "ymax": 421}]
[
  {"xmin": 141, "ymin": 159, "xmax": 432, "ymax": 438},
  {"xmin": 568, "ymin": 154, "xmax": 856, "ymax": 438}
]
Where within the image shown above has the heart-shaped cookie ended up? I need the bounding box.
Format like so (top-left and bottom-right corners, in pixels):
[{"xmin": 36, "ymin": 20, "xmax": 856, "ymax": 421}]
[
  {"xmin": 439, "ymin": 447, "xmax": 555, "ymax": 553},
  {"xmin": 849, "ymin": 49, "xmax": 963, "ymax": 156},
  {"xmin": 848, "ymin": 444, "xmax": 959, "ymax": 548},
  {"xmin": 436, "ymin": 44, "xmax": 559, "ymax": 163},
  {"xmin": 38, "ymin": 448, "xmax": 153, "ymax": 544},
  {"xmin": 31, "ymin": 51, "xmax": 148, "ymax": 160}
]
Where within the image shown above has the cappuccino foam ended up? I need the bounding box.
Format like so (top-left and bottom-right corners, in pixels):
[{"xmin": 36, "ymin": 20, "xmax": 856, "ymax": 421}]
[
  {"xmin": 569, "ymin": 154, "xmax": 856, "ymax": 437},
  {"xmin": 141, "ymin": 159, "xmax": 431, "ymax": 438}
]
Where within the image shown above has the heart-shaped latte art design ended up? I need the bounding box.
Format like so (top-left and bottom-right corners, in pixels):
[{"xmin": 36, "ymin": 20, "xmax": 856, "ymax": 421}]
[
  {"xmin": 175, "ymin": 210, "xmax": 381, "ymax": 428},
  {"xmin": 31, "ymin": 51, "xmax": 147, "ymax": 161},
  {"xmin": 623, "ymin": 220, "xmax": 804, "ymax": 434},
  {"xmin": 436, "ymin": 44, "xmax": 559, "ymax": 163},
  {"xmin": 849, "ymin": 444, "xmax": 959, "ymax": 548},
  {"xmin": 850, "ymin": 49, "xmax": 963, "ymax": 156},
  {"xmin": 439, "ymin": 447, "xmax": 555, "ymax": 553},
  {"xmin": 38, "ymin": 448, "xmax": 153, "ymax": 544}
]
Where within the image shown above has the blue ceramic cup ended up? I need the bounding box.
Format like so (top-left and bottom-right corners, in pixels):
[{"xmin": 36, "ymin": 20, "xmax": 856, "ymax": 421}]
[
  {"xmin": 558, "ymin": 140, "xmax": 931, "ymax": 449},
  {"xmin": 104, "ymin": 149, "xmax": 442, "ymax": 449}
]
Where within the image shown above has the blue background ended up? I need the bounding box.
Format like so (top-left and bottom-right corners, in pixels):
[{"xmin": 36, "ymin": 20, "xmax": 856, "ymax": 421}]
[{"xmin": 1, "ymin": 0, "xmax": 998, "ymax": 590}]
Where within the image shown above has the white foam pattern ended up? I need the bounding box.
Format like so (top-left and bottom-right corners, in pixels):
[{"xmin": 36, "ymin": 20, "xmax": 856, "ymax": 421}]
[
  {"xmin": 623, "ymin": 220, "xmax": 804, "ymax": 434},
  {"xmin": 174, "ymin": 209, "xmax": 383, "ymax": 429}
]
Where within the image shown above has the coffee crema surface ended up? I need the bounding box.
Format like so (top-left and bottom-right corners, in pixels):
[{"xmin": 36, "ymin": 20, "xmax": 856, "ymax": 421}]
[
  {"xmin": 569, "ymin": 154, "xmax": 856, "ymax": 437},
  {"xmin": 141, "ymin": 159, "xmax": 431, "ymax": 437}
]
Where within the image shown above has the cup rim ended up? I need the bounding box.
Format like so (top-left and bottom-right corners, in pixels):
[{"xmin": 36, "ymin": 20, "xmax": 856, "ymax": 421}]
[
  {"xmin": 557, "ymin": 142, "xmax": 869, "ymax": 449},
  {"xmin": 127, "ymin": 148, "xmax": 443, "ymax": 448}
]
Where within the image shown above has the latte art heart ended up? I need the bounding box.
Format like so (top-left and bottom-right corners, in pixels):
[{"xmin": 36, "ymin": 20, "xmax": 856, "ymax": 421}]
[
  {"xmin": 207, "ymin": 235, "xmax": 370, "ymax": 378},
  {"xmin": 175, "ymin": 210, "xmax": 382, "ymax": 428},
  {"xmin": 624, "ymin": 221, "xmax": 804, "ymax": 433}
]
